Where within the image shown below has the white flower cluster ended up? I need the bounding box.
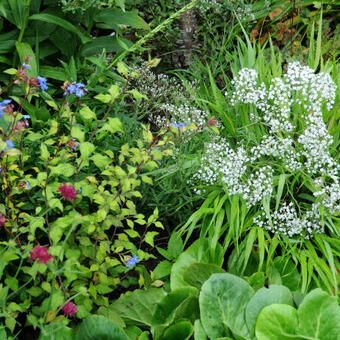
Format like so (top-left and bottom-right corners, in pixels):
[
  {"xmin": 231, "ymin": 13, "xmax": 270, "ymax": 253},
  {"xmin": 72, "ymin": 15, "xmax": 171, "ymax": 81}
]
[
  {"xmin": 131, "ymin": 66, "xmax": 212, "ymax": 130},
  {"xmin": 254, "ymin": 202, "xmax": 323, "ymax": 238},
  {"xmin": 192, "ymin": 137, "xmax": 273, "ymax": 207},
  {"xmin": 159, "ymin": 103, "xmax": 210, "ymax": 128},
  {"xmin": 193, "ymin": 61, "xmax": 338, "ymax": 238},
  {"xmin": 197, "ymin": 0, "xmax": 223, "ymax": 13}
]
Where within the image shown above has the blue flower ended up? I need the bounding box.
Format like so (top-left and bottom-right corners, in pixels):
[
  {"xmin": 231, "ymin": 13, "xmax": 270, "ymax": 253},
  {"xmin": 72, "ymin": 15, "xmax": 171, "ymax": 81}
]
[
  {"xmin": 26, "ymin": 181, "xmax": 31, "ymax": 189},
  {"xmin": 6, "ymin": 140, "xmax": 14, "ymax": 148},
  {"xmin": 22, "ymin": 63, "xmax": 31, "ymax": 69},
  {"xmin": 0, "ymin": 99, "xmax": 12, "ymax": 118},
  {"xmin": 22, "ymin": 114, "xmax": 30, "ymax": 120},
  {"xmin": 66, "ymin": 83, "xmax": 86, "ymax": 98},
  {"xmin": 37, "ymin": 76, "xmax": 48, "ymax": 91},
  {"xmin": 78, "ymin": 188, "xmax": 82, "ymax": 193},
  {"xmin": 126, "ymin": 255, "xmax": 139, "ymax": 268}
]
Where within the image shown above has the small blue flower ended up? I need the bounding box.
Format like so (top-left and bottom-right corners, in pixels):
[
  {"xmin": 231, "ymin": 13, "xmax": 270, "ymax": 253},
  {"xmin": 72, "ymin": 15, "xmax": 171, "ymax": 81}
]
[
  {"xmin": 22, "ymin": 114, "xmax": 30, "ymax": 119},
  {"xmin": 126, "ymin": 255, "xmax": 139, "ymax": 268},
  {"xmin": 37, "ymin": 76, "xmax": 48, "ymax": 91},
  {"xmin": 170, "ymin": 123, "xmax": 179, "ymax": 129},
  {"xmin": 22, "ymin": 63, "xmax": 31, "ymax": 69},
  {"xmin": 67, "ymin": 83, "xmax": 77, "ymax": 94},
  {"xmin": 0, "ymin": 99, "xmax": 12, "ymax": 118},
  {"xmin": 6, "ymin": 140, "xmax": 14, "ymax": 148},
  {"xmin": 26, "ymin": 181, "xmax": 31, "ymax": 189},
  {"xmin": 78, "ymin": 188, "xmax": 82, "ymax": 193}
]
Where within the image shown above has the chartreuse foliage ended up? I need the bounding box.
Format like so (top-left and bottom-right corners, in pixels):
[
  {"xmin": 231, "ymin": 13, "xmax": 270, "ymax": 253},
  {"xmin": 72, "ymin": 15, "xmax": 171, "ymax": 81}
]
[{"xmin": 0, "ymin": 57, "xmax": 183, "ymax": 338}]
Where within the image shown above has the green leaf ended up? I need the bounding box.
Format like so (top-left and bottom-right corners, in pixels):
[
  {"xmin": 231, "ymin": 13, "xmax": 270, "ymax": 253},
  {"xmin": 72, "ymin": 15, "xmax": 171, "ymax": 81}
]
[
  {"xmin": 170, "ymin": 239, "xmax": 223, "ymax": 290},
  {"xmin": 39, "ymin": 323, "xmax": 74, "ymax": 340},
  {"xmin": 145, "ymin": 231, "xmax": 158, "ymax": 247},
  {"xmin": 297, "ymin": 288, "xmax": 340, "ymax": 339},
  {"xmin": 183, "ymin": 263, "xmax": 225, "ymax": 290},
  {"xmin": 161, "ymin": 320, "xmax": 193, "ymax": 340},
  {"xmin": 91, "ymin": 154, "xmax": 111, "ymax": 169},
  {"xmin": 29, "ymin": 13, "xmax": 90, "ymax": 44},
  {"xmin": 39, "ymin": 66, "xmax": 67, "ymax": 81},
  {"xmin": 255, "ymin": 304, "xmax": 300, "ymax": 340},
  {"xmin": 94, "ymin": 9, "xmax": 149, "ymax": 30},
  {"xmin": 199, "ymin": 273, "xmax": 254, "ymax": 339},
  {"xmin": 117, "ymin": 61, "xmax": 129, "ymax": 77},
  {"xmin": 127, "ymin": 89, "xmax": 148, "ymax": 100},
  {"xmin": 153, "ymin": 261, "xmax": 172, "ymax": 280},
  {"xmin": 40, "ymin": 143, "xmax": 50, "ymax": 161},
  {"xmin": 168, "ymin": 232, "xmax": 184, "ymax": 259},
  {"xmin": 71, "ymin": 126, "xmax": 85, "ymax": 143},
  {"xmin": 50, "ymin": 163, "xmax": 75, "ymax": 177},
  {"xmin": 194, "ymin": 319, "xmax": 208, "ymax": 340},
  {"xmin": 152, "ymin": 287, "xmax": 198, "ymax": 326},
  {"xmin": 80, "ymin": 142, "xmax": 96, "ymax": 159},
  {"xmin": 245, "ymin": 285, "xmax": 293, "ymax": 338},
  {"xmin": 16, "ymin": 42, "xmax": 38, "ymax": 77},
  {"xmin": 77, "ymin": 315, "xmax": 129, "ymax": 340},
  {"xmin": 79, "ymin": 106, "xmax": 97, "ymax": 121},
  {"xmin": 81, "ymin": 36, "xmax": 132, "ymax": 57},
  {"xmin": 95, "ymin": 93, "xmax": 111, "ymax": 103},
  {"xmin": 110, "ymin": 288, "xmax": 166, "ymax": 327},
  {"xmin": 108, "ymin": 85, "xmax": 120, "ymax": 100}
]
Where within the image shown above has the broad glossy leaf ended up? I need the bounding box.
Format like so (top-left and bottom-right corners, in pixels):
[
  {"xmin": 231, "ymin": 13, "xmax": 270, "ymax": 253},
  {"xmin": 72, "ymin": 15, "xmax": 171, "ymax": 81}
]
[
  {"xmin": 171, "ymin": 239, "xmax": 223, "ymax": 290},
  {"xmin": 161, "ymin": 320, "xmax": 193, "ymax": 340},
  {"xmin": 194, "ymin": 319, "xmax": 208, "ymax": 340},
  {"xmin": 200, "ymin": 273, "xmax": 254, "ymax": 339},
  {"xmin": 77, "ymin": 315, "xmax": 129, "ymax": 340},
  {"xmin": 152, "ymin": 287, "xmax": 198, "ymax": 326},
  {"xmin": 183, "ymin": 262, "xmax": 225, "ymax": 289},
  {"xmin": 245, "ymin": 285, "xmax": 293, "ymax": 338},
  {"xmin": 256, "ymin": 304, "xmax": 301, "ymax": 340},
  {"xmin": 297, "ymin": 289, "xmax": 340, "ymax": 340},
  {"xmin": 110, "ymin": 288, "xmax": 166, "ymax": 326}
]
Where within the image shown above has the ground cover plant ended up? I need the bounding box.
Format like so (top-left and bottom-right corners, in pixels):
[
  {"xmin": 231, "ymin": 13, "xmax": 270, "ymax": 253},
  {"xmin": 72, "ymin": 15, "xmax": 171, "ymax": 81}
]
[{"xmin": 0, "ymin": 0, "xmax": 340, "ymax": 339}]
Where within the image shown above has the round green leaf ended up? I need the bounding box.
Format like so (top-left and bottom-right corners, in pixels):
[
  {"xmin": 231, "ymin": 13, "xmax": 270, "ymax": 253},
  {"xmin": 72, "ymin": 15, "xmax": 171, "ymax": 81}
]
[
  {"xmin": 77, "ymin": 315, "xmax": 129, "ymax": 340},
  {"xmin": 245, "ymin": 285, "xmax": 293, "ymax": 337},
  {"xmin": 152, "ymin": 287, "xmax": 198, "ymax": 326},
  {"xmin": 297, "ymin": 288, "xmax": 340, "ymax": 340},
  {"xmin": 161, "ymin": 320, "xmax": 194, "ymax": 340},
  {"xmin": 199, "ymin": 273, "xmax": 254, "ymax": 339},
  {"xmin": 256, "ymin": 304, "xmax": 301, "ymax": 340}
]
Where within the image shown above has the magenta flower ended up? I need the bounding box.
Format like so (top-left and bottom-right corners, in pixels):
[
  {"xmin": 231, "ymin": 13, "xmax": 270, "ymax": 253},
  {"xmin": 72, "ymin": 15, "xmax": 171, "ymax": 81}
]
[
  {"xmin": 0, "ymin": 215, "xmax": 5, "ymax": 226},
  {"xmin": 61, "ymin": 302, "xmax": 77, "ymax": 317},
  {"xmin": 57, "ymin": 183, "xmax": 77, "ymax": 201},
  {"xmin": 29, "ymin": 246, "xmax": 54, "ymax": 264}
]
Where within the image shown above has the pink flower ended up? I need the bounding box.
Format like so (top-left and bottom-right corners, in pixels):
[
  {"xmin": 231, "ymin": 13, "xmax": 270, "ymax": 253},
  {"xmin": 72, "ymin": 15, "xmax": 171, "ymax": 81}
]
[
  {"xmin": 61, "ymin": 302, "xmax": 77, "ymax": 317},
  {"xmin": 207, "ymin": 117, "xmax": 217, "ymax": 126},
  {"xmin": 0, "ymin": 215, "xmax": 5, "ymax": 226},
  {"xmin": 57, "ymin": 183, "xmax": 77, "ymax": 201},
  {"xmin": 29, "ymin": 246, "xmax": 54, "ymax": 264}
]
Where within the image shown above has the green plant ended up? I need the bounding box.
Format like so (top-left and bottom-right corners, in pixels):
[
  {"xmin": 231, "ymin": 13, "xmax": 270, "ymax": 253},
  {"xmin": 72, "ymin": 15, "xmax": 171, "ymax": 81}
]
[{"xmin": 0, "ymin": 57, "xmax": 181, "ymax": 338}]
